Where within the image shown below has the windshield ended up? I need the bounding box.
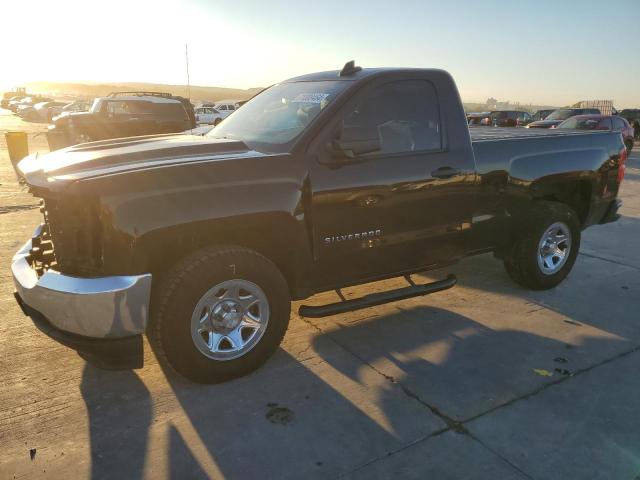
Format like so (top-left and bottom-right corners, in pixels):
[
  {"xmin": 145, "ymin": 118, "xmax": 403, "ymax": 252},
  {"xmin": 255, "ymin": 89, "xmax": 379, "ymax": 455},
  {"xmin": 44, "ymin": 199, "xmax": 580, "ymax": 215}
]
[
  {"xmin": 546, "ymin": 109, "xmax": 577, "ymax": 121},
  {"xmin": 90, "ymin": 98, "xmax": 103, "ymax": 113},
  {"xmin": 207, "ymin": 81, "xmax": 349, "ymax": 150}
]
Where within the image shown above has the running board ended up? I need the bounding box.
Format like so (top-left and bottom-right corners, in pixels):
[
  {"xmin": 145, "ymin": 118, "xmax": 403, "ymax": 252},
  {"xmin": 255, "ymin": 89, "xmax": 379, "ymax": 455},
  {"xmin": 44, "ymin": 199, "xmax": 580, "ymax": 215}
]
[{"xmin": 299, "ymin": 274, "xmax": 457, "ymax": 318}]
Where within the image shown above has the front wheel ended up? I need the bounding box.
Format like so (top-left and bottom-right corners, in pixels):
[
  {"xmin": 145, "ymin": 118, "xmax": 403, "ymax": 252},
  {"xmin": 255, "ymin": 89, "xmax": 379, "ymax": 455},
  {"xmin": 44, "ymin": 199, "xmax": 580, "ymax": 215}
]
[
  {"xmin": 149, "ymin": 245, "xmax": 291, "ymax": 383},
  {"xmin": 503, "ymin": 201, "xmax": 581, "ymax": 290}
]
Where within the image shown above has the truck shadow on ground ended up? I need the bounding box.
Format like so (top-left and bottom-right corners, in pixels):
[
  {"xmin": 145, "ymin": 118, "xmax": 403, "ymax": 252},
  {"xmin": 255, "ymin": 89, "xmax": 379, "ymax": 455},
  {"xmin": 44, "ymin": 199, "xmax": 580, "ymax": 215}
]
[{"xmin": 79, "ymin": 299, "xmax": 636, "ymax": 479}]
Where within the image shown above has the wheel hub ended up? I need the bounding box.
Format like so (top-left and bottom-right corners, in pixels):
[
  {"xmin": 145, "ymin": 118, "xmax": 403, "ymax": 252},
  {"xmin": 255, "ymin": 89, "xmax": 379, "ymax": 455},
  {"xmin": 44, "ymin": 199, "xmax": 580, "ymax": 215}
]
[
  {"xmin": 537, "ymin": 221, "xmax": 572, "ymax": 275},
  {"xmin": 212, "ymin": 300, "xmax": 243, "ymax": 331},
  {"xmin": 190, "ymin": 279, "xmax": 270, "ymax": 361}
]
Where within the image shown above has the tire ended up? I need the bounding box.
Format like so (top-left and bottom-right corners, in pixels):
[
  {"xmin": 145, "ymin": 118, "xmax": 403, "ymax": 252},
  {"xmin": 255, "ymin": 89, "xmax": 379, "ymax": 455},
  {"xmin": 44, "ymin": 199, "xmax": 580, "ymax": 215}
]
[
  {"xmin": 503, "ymin": 201, "xmax": 581, "ymax": 290},
  {"xmin": 213, "ymin": 118, "xmax": 222, "ymax": 126},
  {"xmin": 626, "ymin": 140, "xmax": 633, "ymax": 155},
  {"xmin": 149, "ymin": 245, "xmax": 291, "ymax": 383}
]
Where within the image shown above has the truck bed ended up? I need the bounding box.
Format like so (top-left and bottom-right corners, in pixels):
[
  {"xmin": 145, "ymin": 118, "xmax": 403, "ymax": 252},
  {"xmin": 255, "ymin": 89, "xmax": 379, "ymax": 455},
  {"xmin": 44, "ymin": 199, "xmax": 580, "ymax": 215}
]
[
  {"xmin": 469, "ymin": 126, "xmax": 623, "ymax": 192},
  {"xmin": 469, "ymin": 126, "xmax": 611, "ymax": 142}
]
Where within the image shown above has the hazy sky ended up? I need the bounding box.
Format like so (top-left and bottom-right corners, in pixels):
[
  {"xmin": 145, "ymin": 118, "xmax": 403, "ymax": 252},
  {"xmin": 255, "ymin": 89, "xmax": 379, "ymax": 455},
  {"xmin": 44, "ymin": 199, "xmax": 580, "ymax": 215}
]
[{"xmin": 2, "ymin": 0, "xmax": 639, "ymax": 107}]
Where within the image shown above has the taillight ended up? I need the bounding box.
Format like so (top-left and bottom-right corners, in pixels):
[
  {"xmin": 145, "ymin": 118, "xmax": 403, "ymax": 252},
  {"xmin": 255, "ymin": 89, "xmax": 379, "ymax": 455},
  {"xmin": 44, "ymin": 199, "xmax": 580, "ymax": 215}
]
[{"xmin": 618, "ymin": 147, "xmax": 627, "ymax": 184}]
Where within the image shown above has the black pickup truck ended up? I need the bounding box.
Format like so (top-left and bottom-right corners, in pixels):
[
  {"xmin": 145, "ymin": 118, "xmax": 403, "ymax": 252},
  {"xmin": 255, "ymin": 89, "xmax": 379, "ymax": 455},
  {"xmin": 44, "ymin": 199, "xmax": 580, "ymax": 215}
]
[
  {"xmin": 46, "ymin": 92, "xmax": 196, "ymax": 150},
  {"xmin": 12, "ymin": 63, "xmax": 627, "ymax": 383}
]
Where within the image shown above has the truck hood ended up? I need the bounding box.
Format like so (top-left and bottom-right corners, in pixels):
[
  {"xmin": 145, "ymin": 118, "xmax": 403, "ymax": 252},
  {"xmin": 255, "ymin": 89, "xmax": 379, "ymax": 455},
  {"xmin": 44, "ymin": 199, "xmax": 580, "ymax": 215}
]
[{"xmin": 18, "ymin": 134, "xmax": 256, "ymax": 189}]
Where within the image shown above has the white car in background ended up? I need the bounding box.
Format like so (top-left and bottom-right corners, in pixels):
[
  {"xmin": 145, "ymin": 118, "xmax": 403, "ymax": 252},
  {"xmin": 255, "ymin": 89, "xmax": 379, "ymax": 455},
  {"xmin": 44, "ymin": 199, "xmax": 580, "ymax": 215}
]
[
  {"xmin": 214, "ymin": 102, "xmax": 237, "ymax": 115},
  {"xmin": 34, "ymin": 101, "xmax": 68, "ymax": 121},
  {"xmin": 195, "ymin": 106, "xmax": 227, "ymax": 125}
]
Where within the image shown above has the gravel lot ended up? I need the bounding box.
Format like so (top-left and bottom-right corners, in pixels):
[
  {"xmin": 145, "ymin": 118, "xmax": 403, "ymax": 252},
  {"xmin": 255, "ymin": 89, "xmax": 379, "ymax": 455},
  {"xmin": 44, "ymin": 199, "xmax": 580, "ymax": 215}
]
[{"xmin": 1, "ymin": 108, "xmax": 639, "ymax": 479}]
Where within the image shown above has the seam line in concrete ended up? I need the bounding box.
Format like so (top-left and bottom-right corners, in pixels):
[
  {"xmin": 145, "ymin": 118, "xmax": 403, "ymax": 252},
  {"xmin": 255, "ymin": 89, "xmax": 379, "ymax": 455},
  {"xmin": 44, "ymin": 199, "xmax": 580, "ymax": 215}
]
[
  {"xmin": 298, "ymin": 315, "xmax": 640, "ymax": 480},
  {"xmin": 461, "ymin": 344, "xmax": 640, "ymax": 425},
  {"xmin": 578, "ymin": 251, "xmax": 640, "ymax": 271},
  {"xmin": 298, "ymin": 313, "xmax": 464, "ymax": 432}
]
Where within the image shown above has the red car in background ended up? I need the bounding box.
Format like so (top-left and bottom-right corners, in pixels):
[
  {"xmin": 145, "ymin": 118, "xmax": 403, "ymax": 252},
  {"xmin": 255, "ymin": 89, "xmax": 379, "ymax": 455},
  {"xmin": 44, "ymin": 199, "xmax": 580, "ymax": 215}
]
[{"xmin": 557, "ymin": 115, "xmax": 634, "ymax": 153}]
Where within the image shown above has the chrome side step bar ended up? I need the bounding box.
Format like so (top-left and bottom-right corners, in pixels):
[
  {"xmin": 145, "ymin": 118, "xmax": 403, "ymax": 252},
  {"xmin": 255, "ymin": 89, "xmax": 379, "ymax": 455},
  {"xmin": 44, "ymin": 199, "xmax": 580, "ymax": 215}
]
[{"xmin": 299, "ymin": 274, "xmax": 456, "ymax": 318}]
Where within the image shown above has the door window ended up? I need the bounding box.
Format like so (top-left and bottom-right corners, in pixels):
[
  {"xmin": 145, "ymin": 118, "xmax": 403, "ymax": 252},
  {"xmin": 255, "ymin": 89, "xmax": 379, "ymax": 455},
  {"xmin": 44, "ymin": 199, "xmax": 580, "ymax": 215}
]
[
  {"xmin": 598, "ymin": 118, "xmax": 612, "ymax": 130},
  {"xmin": 340, "ymin": 80, "xmax": 441, "ymax": 155},
  {"xmin": 105, "ymin": 101, "xmax": 131, "ymax": 115},
  {"xmin": 612, "ymin": 117, "xmax": 626, "ymax": 130}
]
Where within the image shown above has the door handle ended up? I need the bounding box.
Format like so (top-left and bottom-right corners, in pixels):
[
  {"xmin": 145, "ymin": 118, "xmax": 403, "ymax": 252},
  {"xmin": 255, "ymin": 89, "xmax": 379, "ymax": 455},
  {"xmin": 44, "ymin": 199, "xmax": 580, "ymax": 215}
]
[{"xmin": 431, "ymin": 166, "xmax": 461, "ymax": 179}]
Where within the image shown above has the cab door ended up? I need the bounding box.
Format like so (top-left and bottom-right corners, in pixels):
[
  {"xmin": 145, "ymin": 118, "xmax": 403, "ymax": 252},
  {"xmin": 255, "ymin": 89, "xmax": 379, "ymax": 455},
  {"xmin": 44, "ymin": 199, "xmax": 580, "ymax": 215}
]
[{"xmin": 307, "ymin": 77, "xmax": 475, "ymax": 289}]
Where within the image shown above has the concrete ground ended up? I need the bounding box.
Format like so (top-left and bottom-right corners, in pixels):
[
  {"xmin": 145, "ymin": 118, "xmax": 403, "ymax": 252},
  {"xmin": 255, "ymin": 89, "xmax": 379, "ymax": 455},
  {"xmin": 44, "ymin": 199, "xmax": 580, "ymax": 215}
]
[{"xmin": 1, "ymin": 108, "xmax": 639, "ymax": 479}]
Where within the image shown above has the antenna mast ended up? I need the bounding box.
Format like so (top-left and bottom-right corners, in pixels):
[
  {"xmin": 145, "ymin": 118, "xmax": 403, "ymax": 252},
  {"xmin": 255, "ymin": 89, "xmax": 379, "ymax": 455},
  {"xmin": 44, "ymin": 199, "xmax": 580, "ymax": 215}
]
[{"xmin": 185, "ymin": 43, "xmax": 191, "ymax": 101}]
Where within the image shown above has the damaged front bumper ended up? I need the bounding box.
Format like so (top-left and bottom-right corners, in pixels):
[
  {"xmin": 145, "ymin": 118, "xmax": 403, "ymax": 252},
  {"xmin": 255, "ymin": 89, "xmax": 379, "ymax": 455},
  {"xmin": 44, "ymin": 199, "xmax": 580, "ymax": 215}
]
[{"xmin": 12, "ymin": 224, "xmax": 152, "ymax": 340}]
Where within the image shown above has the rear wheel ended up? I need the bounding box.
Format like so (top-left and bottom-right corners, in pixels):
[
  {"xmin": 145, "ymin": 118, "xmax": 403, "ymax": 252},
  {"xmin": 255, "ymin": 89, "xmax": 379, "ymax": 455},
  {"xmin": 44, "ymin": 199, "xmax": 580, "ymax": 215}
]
[
  {"xmin": 503, "ymin": 201, "xmax": 581, "ymax": 290},
  {"xmin": 213, "ymin": 118, "xmax": 222, "ymax": 126},
  {"xmin": 149, "ymin": 245, "xmax": 291, "ymax": 383}
]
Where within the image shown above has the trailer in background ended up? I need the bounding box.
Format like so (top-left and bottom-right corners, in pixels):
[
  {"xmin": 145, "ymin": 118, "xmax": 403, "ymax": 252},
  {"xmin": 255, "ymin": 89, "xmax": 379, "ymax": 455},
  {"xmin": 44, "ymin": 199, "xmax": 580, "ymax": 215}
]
[{"xmin": 578, "ymin": 100, "xmax": 614, "ymax": 116}]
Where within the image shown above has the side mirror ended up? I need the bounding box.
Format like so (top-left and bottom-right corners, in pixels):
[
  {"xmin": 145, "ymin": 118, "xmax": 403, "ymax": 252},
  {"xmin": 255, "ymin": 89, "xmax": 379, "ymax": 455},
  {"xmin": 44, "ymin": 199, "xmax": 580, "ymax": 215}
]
[{"xmin": 327, "ymin": 137, "xmax": 381, "ymax": 159}]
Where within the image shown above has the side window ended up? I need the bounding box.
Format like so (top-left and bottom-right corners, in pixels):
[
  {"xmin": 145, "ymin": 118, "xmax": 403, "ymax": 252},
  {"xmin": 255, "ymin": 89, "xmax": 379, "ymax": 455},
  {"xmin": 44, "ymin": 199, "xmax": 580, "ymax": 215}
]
[
  {"xmin": 612, "ymin": 117, "xmax": 625, "ymax": 130},
  {"xmin": 128, "ymin": 101, "xmax": 154, "ymax": 114},
  {"xmin": 218, "ymin": 105, "xmax": 227, "ymax": 111},
  {"xmin": 340, "ymin": 79, "xmax": 441, "ymax": 155},
  {"xmin": 106, "ymin": 101, "xmax": 130, "ymax": 115},
  {"xmin": 227, "ymin": 105, "xmax": 235, "ymax": 110},
  {"xmin": 598, "ymin": 118, "xmax": 612, "ymax": 130}
]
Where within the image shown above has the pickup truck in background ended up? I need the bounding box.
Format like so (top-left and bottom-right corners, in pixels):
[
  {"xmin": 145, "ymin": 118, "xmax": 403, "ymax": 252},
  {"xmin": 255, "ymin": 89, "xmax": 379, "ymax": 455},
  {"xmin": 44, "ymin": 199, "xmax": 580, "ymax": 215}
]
[
  {"xmin": 12, "ymin": 62, "xmax": 627, "ymax": 383},
  {"xmin": 46, "ymin": 92, "xmax": 196, "ymax": 149}
]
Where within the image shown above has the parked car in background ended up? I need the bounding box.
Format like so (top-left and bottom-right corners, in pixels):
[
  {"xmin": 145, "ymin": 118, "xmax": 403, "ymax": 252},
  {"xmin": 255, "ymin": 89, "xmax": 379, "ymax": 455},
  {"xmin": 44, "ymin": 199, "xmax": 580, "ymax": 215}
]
[
  {"xmin": 468, "ymin": 111, "xmax": 532, "ymax": 127},
  {"xmin": 9, "ymin": 96, "xmax": 51, "ymax": 113},
  {"xmin": 47, "ymin": 92, "xmax": 196, "ymax": 149},
  {"xmin": 31, "ymin": 101, "xmax": 68, "ymax": 121},
  {"xmin": 467, "ymin": 112, "xmax": 490, "ymax": 125},
  {"xmin": 532, "ymin": 109, "xmax": 554, "ymax": 122},
  {"xmin": 195, "ymin": 106, "xmax": 226, "ymax": 125},
  {"xmin": 16, "ymin": 104, "xmax": 36, "ymax": 118},
  {"xmin": 619, "ymin": 109, "xmax": 640, "ymax": 139},
  {"xmin": 557, "ymin": 115, "xmax": 634, "ymax": 153},
  {"xmin": 619, "ymin": 109, "xmax": 640, "ymax": 123},
  {"xmin": 53, "ymin": 100, "xmax": 92, "ymax": 120},
  {"xmin": 7, "ymin": 96, "xmax": 27, "ymax": 111},
  {"xmin": 528, "ymin": 108, "xmax": 601, "ymax": 128},
  {"xmin": 488, "ymin": 110, "xmax": 533, "ymax": 127}
]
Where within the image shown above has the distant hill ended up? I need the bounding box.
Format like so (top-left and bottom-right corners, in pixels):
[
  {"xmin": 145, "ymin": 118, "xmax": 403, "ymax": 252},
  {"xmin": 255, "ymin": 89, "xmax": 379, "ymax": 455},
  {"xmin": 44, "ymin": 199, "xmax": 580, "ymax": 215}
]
[{"xmin": 25, "ymin": 81, "xmax": 265, "ymax": 103}]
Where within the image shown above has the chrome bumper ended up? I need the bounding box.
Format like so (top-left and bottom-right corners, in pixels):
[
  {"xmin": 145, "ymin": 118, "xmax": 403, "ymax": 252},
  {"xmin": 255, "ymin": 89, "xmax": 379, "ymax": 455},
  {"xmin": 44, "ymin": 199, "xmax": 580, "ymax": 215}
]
[{"xmin": 12, "ymin": 226, "xmax": 152, "ymax": 339}]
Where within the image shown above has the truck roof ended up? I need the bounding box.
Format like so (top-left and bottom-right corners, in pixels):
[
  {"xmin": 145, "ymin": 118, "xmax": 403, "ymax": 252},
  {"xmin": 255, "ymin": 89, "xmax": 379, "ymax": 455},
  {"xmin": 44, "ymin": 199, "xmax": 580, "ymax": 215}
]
[{"xmin": 284, "ymin": 67, "xmax": 447, "ymax": 83}]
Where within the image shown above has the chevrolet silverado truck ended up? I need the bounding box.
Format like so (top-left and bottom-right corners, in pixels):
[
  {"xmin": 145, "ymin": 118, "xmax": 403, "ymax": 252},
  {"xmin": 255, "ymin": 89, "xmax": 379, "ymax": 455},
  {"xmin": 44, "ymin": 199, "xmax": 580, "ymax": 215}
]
[{"xmin": 12, "ymin": 62, "xmax": 627, "ymax": 383}]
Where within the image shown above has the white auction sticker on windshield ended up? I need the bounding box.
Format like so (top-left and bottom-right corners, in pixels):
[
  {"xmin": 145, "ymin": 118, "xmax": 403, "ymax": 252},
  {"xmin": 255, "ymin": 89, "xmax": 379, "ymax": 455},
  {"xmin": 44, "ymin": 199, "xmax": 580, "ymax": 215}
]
[{"xmin": 292, "ymin": 93, "xmax": 330, "ymax": 104}]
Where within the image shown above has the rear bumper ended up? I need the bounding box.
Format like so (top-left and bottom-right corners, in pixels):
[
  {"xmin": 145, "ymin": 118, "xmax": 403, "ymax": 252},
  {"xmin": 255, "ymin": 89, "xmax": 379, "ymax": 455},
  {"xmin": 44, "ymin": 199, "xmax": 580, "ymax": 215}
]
[
  {"xmin": 11, "ymin": 225, "xmax": 152, "ymax": 339},
  {"xmin": 600, "ymin": 199, "xmax": 622, "ymax": 224}
]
